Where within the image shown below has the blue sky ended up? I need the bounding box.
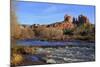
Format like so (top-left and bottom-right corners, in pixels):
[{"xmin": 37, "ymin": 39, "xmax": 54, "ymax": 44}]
[{"xmin": 15, "ymin": 1, "xmax": 95, "ymax": 25}]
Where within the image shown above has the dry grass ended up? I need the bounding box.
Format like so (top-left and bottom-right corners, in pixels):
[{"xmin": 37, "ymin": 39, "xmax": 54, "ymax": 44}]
[{"xmin": 11, "ymin": 53, "xmax": 23, "ymax": 65}]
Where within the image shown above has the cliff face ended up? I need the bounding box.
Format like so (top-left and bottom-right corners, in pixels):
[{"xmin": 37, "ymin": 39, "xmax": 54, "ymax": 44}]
[
  {"xmin": 64, "ymin": 14, "xmax": 73, "ymax": 22},
  {"xmin": 78, "ymin": 15, "xmax": 89, "ymax": 24},
  {"xmin": 46, "ymin": 15, "xmax": 74, "ymax": 30},
  {"xmin": 56, "ymin": 15, "xmax": 74, "ymax": 30},
  {"xmin": 73, "ymin": 15, "xmax": 90, "ymax": 26}
]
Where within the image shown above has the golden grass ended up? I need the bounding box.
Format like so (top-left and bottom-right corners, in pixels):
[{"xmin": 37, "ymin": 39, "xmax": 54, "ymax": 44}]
[{"xmin": 11, "ymin": 53, "xmax": 23, "ymax": 65}]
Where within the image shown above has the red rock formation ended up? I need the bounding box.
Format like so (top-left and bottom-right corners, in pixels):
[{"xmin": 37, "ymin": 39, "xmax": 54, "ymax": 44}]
[
  {"xmin": 64, "ymin": 14, "xmax": 73, "ymax": 22},
  {"xmin": 78, "ymin": 15, "xmax": 89, "ymax": 24},
  {"xmin": 50, "ymin": 15, "xmax": 74, "ymax": 30}
]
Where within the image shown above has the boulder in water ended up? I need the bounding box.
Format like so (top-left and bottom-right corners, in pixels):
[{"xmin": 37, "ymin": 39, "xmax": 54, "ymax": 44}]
[{"xmin": 46, "ymin": 59, "xmax": 56, "ymax": 64}]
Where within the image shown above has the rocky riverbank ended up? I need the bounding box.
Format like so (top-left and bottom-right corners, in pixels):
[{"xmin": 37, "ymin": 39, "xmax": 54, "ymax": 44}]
[{"xmin": 11, "ymin": 42, "xmax": 95, "ymax": 66}]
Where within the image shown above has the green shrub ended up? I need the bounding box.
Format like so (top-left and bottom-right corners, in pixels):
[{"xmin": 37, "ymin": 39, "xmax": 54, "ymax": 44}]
[{"xmin": 63, "ymin": 29, "xmax": 73, "ymax": 35}]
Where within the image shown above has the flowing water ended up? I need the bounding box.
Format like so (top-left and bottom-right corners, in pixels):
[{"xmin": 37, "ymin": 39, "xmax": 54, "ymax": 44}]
[{"xmin": 16, "ymin": 40, "xmax": 95, "ymax": 64}]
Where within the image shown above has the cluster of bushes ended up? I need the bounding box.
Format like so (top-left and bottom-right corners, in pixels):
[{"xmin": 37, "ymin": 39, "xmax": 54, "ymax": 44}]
[
  {"xmin": 19, "ymin": 27, "xmax": 35, "ymax": 39},
  {"xmin": 62, "ymin": 23, "xmax": 95, "ymax": 41},
  {"xmin": 75, "ymin": 23, "xmax": 94, "ymax": 35},
  {"xmin": 73, "ymin": 23, "xmax": 95, "ymax": 40},
  {"xmin": 34, "ymin": 27, "xmax": 63, "ymax": 40}
]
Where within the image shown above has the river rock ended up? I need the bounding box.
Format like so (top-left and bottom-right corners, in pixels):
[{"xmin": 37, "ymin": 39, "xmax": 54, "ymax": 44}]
[{"xmin": 46, "ymin": 59, "xmax": 56, "ymax": 64}]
